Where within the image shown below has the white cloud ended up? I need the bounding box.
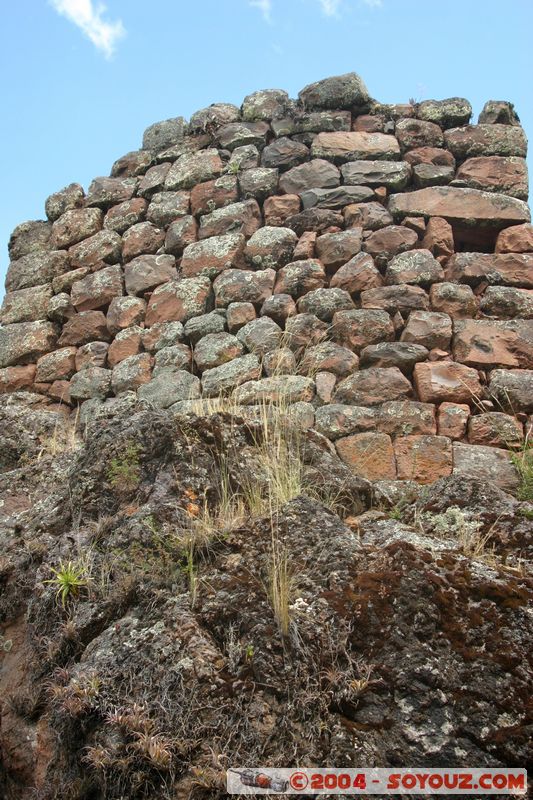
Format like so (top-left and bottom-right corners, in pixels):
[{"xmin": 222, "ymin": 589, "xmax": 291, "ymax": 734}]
[
  {"xmin": 50, "ymin": 0, "xmax": 125, "ymax": 59},
  {"xmin": 249, "ymin": 0, "xmax": 272, "ymax": 21},
  {"xmin": 318, "ymin": 0, "xmax": 342, "ymax": 15}
]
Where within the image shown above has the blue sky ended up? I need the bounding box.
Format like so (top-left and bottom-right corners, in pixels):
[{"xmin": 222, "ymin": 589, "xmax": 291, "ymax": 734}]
[{"xmin": 1, "ymin": 0, "xmax": 532, "ymax": 293}]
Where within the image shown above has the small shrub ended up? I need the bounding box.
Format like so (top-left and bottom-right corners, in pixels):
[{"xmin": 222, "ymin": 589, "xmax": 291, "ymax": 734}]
[
  {"xmin": 511, "ymin": 446, "xmax": 533, "ymax": 502},
  {"xmin": 107, "ymin": 442, "xmax": 141, "ymax": 492},
  {"xmin": 45, "ymin": 560, "xmax": 89, "ymax": 607},
  {"xmin": 424, "ymin": 506, "xmax": 492, "ymax": 560},
  {"xmin": 266, "ymin": 543, "xmax": 295, "ymax": 638}
]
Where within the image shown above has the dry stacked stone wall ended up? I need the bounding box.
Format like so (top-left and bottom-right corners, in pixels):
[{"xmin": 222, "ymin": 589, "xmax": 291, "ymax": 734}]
[{"xmin": 1, "ymin": 72, "xmax": 532, "ymax": 489}]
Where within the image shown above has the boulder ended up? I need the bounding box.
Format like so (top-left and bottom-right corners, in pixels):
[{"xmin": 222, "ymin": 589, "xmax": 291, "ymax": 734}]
[
  {"xmin": 414, "ymin": 361, "xmax": 482, "ymax": 403},
  {"xmin": 389, "ymin": 187, "xmax": 530, "ymax": 229},
  {"xmin": 417, "ymin": 98, "xmax": 472, "ymax": 128},
  {"xmin": 190, "ymin": 176, "xmax": 239, "ymax": 216},
  {"xmin": 297, "ymin": 287, "xmax": 354, "ymax": 321},
  {"xmin": 184, "ymin": 311, "xmax": 226, "ymax": 345},
  {"xmin": 400, "ymin": 310, "xmax": 452, "ymax": 350},
  {"xmin": 453, "ymin": 319, "xmax": 533, "ymax": 369},
  {"xmin": 213, "ymin": 268, "xmax": 275, "ymax": 307},
  {"xmin": 181, "ymin": 233, "xmax": 246, "ymax": 278},
  {"xmin": 71, "ymin": 266, "xmax": 123, "ymax": 311},
  {"xmin": 394, "ymin": 435, "xmax": 452, "ymax": 483},
  {"xmin": 341, "ymin": 160, "xmax": 412, "ymax": 190},
  {"xmin": 201, "ymin": 354, "xmax": 262, "ymax": 396},
  {"xmin": 137, "ymin": 369, "xmax": 200, "ymax": 408},
  {"xmin": 336, "ymin": 432, "xmax": 396, "ymax": 481},
  {"xmin": 70, "ymin": 367, "xmax": 112, "ymax": 401},
  {"xmin": 489, "ymin": 369, "xmax": 533, "ymax": 413},
  {"xmin": 311, "ymin": 131, "xmax": 400, "ymax": 164},
  {"xmin": 58, "ymin": 311, "xmax": 110, "ymax": 347},
  {"xmin": 6, "ymin": 250, "xmax": 69, "ymax": 292},
  {"xmin": 274, "ymin": 259, "xmax": 326, "ymax": 298},
  {"xmin": 199, "ymin": 199, "xmax": 261, "ymax": 240},
  {"xmin": 50, "ymin": 208, "xmax": 102, "ymax": 249},
  {"xmin": 147, "ymin": 191, "xmax": 191, "ymax": 227},
  {"xmin": 385, "ymin": 249, "xmax": 444, "ymax": 287},
  {"xmin": 298, "ymin": 72, "xmax": 370, "ymax": 110},
  {"xmin": 122, "ymin": 221, "xmax": 165, "ymax": 262},
  {"xmin": 142, "ymin": 117, "xmax": 187, "ymax": 151},
  {"xmin": 242, "ymin": 89, "xmax": 290, "ymax": 121},
  {"xmin": 0, "ymin": 321, "xmax": 57, "ymax": 368},
  {"xmin": 85, "ymin": 176, "xmax": 137, "ymax": 208},
  {"xmin": 124, "ymin": 254, "xmax": 177, "ymax": 296},
  {"xmin": 0, "ymin": 285, "xmax": 52, "ymax": 325},
  {"xmin": 45, "ymin": 182, "xmax": 85, "ymax": 221},
  {"xmin": 395, "ymin": 119, "xmax": 444, "ymax": 150},
  {"xmin": 111, "ymin": 353, "xmax": 153, "ymax": 394},
  {"xmin": 444, "ymin": 124, "xmax": 527, "ymax": 159},
  {"xmin": 334, "ymin": 367, "xmax": 412, "ymax": 406},
  {"xmin": 314, "ymin": 404, "xmax": 376, "ymax": 440},
  {"xmin": 165, "ymin": 149, "xmax": 223, "ymax": 190},
  {"xmin": 452, "ymin": 156, "xmax": 528, "ymax": 200},
  {"xmin": 279, "ymin": 159, "xmax": 340, "ymax": 194},
  {"xmin": 495, "ymin": 223, "xmax": 533, "ymax": 254},
  {"xmin": 145, "ymin": 277, "xmax": 213, "ymax": 325},
  {"xmin": 104, "ymin": 197, "xmax": 147, "ymax": 234},
  {"xmin": 332, "ymin": 308, "xmax": 394, "ymax": 352},
  {"xmin": 452, "ymin": 442, "xmax": 519, "ymax": 493},
  {"xmin": 234, "ymin": 375, "xmax": 315, "ymax": 404}
]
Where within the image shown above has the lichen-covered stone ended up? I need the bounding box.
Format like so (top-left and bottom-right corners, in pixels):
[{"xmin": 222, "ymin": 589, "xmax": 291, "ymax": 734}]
[
  {"xmin": 70, "ymin": 366, "xmax": 112, "ymax": 401},
  {"xmin": 417, "ymin": 97, "xmax": 472, "ymax": 128},
  {"xmin": 199, "ymin": 199, "xmax": 261, "ymax": 240},
  {"xmin": 142, "ymin": 117, "xmax": 187, "ymax": 151},
  {"xmin": 297, "ymin": 287, "xmax": 355, "ymax": 321},
  {"xmin": 184, "ymin": 311, "xmax": 226, "ymax": 345},
  {"xmin": 50, "ymin": 208, "xmax": 102, "ymax": 249},
  {"xmin": 298, "ymin": 72, "xmax": 369, "ymax": 110},
  {"xmin": 236, "ymin": 316, "xmax": 282, "ymax": 357},
  {"xmin": 0, "ymin": 321, "xmax": 57, "ymax": 368},
  {"xmin": 145, "ymin": 277, "xmax": 213, "ymax": 325},
  {"xmin": 71, "ymin": 265, "xmax": 123, "ymax": 312},
  {"xmin": 165, "ymin": 149, "xmax": 224, "ymax": 190},
  {"xmin": 213, "ymin": 268, "xmax": 275, "ymax": 307},
  {"xmin": 45, "ymin": 183, "xmax": 85, "ymax": 221},
  {"xmin": 336, "ymin": 432, "xmax": 396, "ymax": 481},
  {"xmin": 341, "ymin": 160, "xmax": 412, "ymax": 190},
  {"xmin": 124, "ymin": 254, "xmax": 176, "ymax": 296},
  {"xmin": 0, "ymin": 284, "xmax": 53, "ymax": 325},
  {"xmin": 137, "ymin": 369, "xmax": 200, "ymax": 408},
  {"xmin": 311, "ymin": 131, "xmax": 400, "ymax": 163},
  {"xmin": 385, "ymin": 249, "xmax": 444, "ymax": 288},
  {"xmin": 6, "ymin": 250, "xmax": 69, "ymax": 292},
  {"xmin": 444, "ymin": 124, "xmax": 527, "ymax": 159},
  {"xmin": 334, "ymin": 367, "xmax": 411, "ymax": 406},
  {"xmin": 201, "ymin": 354, "xmax": 261, "ymax": 396},
  {"xmin": 193, "ymin": 332, "xmax": 244, "ymax": 372},
  {"xmin": 234, "ymin": 375, "xmax": 315, "ymax": 404},
  {"xmin": 111, "ymin": 353, "xmax": 153, "ymax": 394}
]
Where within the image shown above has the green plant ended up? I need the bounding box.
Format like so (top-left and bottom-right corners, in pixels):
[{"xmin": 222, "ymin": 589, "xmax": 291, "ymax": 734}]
[
  {"xmin": 226, "ymin": 159, "xmax": 241, "ymax": 174},
  {"xmin": 244, "ymin": 643, "xmax": 255, "ymax": 662},
  {"xmin": 511, "ymin": 444, "xmax": 533, "ymax": 501},
  {"xmin": 180, "ymin": 539, "xmax": 198, "ymax": 608},
  {"xmin": 266, "ymin": 541, "xmax": 295, "ymax": 638},
  {"xmin": 45, "ymin": 560, "xmax": 89, "ymax": 607},
  {"xmin": 107, "ymin": 442, "xmax": 141, "ymax": 492},
  {"xmin": 424, "ymin": 507, "xmax": 493, "ymax": 560},
  {"xmin": 518, "ymin": 506, "xmax": 533, "ymax": 520}
]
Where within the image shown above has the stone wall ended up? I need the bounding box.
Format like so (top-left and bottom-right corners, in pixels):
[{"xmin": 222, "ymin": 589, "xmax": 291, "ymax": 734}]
[{"xmin": 1, "ymin": 72, "xmax": 532, "ymax": 488}]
